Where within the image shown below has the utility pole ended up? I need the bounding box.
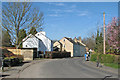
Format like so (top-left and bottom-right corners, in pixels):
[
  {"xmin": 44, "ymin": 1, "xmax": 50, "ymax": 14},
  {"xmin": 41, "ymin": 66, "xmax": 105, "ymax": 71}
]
[{"xmin": 103, "ymin": 12, "xmax": 106, "ymax": 54}]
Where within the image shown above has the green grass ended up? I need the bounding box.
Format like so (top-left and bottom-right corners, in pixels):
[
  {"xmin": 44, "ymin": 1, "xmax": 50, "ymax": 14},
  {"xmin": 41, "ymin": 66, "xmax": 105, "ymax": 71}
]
[{"xmin": 104, "ymin": 63, "xmax": 120, "ymax": 69}]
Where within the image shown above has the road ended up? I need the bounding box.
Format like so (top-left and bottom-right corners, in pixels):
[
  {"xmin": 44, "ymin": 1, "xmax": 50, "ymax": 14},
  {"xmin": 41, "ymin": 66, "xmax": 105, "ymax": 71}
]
[{"xmin": 19, "ymin": 57, "xmax": 118, "ymax": 78}]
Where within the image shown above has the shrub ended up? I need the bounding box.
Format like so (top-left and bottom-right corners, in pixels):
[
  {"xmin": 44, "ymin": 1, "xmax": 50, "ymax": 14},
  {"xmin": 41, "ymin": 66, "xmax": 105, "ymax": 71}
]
[
  {"xmin": 90, "ymin": 53, "xmax": 118, "ymax": 64},
  {"xmin": 90, "ymin": 53, "xmax": 98, "ymax": 61},
  {"xmin": 105, "ymin": 54, "xmax": 114, "ymax": 63},
  {"xmin": 16, "ymin": 55, "xmax": 24, "ymax": 62}
]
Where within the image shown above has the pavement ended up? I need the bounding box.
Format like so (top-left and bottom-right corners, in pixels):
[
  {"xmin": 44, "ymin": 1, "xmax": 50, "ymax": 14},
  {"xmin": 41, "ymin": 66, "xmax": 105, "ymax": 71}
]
[
  {"xmin": 0, "ymin": 59, "xmax": 49, "ymax": 79},
  {"xmin": 0, "ymin": 57, "xmax": 119, "ymax": 79}
]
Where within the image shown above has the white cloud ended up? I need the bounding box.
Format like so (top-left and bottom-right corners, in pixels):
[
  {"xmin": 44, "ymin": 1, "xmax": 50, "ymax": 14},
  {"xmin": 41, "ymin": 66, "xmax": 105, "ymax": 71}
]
[
  {"xmin": 48, "ymin": 14, "xmax": 62, "ymax": 17},
  {"xmin": 47, "ymin": 2, "xmax": 65, "ymax": 6},
  {"xmin": 77, "ymin": 11, "xmax": 88, "ymax": 16},
  {"xmin": 77, "ymin": 13, "xmax": 87, "ymax": 16}
]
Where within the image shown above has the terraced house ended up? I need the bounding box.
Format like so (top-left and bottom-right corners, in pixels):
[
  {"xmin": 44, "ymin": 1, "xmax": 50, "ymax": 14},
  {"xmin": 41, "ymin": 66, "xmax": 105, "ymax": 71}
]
[{"xmin": 53, "ymin": 37, "xmax": 86, "ymax": 57}]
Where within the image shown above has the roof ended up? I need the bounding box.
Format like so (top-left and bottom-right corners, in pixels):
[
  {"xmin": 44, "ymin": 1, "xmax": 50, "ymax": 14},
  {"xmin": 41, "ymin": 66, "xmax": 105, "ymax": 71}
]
[
  {"xmin": 64, "ymin": 37, "xmax": 86, "ymax": 47},
  {"xmin": 64, "ymin": 37, "xmax": 76, "ymax": 44},
  {"xmin": 54, "ymin": 41, "xmax": 62, "ymax": 45},
  {"xmin": 35, "ymin": 31, "xmax": 52, "ymax": 41},
  {"xmin": 22, "ymin": 34, "xmax": 41, "ymax": 42}
]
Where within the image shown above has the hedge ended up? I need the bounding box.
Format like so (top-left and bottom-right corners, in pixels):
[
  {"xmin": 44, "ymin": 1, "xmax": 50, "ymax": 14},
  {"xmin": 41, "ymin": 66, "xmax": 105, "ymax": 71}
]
[
  {"xmin": 45, "ymin": 51, "xmax": 71, "ymax": 59},
  {"xmin": 3, "ymin": 55, "xmax": 24, "ymax": 67},
  {"xmin": 90, "ymin": 53, "xmax": 119, "ymax": 64}
]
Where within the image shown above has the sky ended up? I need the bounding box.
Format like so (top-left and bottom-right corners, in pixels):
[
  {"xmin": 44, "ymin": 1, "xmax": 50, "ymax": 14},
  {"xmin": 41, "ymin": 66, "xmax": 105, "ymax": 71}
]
[
  {"xmin": 2, "ymin": 2, "xmax": 118, "ymax": 40},
  {"xmin": 31, "ymin": 2, "xmax": 118, "ymax": 40}
]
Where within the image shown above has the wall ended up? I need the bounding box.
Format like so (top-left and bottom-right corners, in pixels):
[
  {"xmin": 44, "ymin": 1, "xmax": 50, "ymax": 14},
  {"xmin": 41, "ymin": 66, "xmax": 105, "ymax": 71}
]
[
  {"xmin": 21, "ymin": 48, "xmax": 37, "ymax": 61},
  {"xmin": 53, "ymin": 41, "xmax": 62, "ymax": 51},
  {"xmin": 7, "ymin": 49, "xmax": 21, "ymax": 55},
  {"xmin": 35, "ymin": 32, "xmax": 52, "ymax": 51},
  {"xmin": 22, "ymin": 36, "xmax": 39, "ymax": 50},
  {"xmin": 6, "ymin": 48, "xmax": 37, "ymax": 61},
  {"xmin": 59, "ymin": 38, "xmax": 73, "ymax": 57},
  {"xmin": 73, "ymin": 44, "xmax": 81, "ymax": 57},
  {"xmin": 80, "ymin": 46, "xmax": 86, "ymax": 56}
]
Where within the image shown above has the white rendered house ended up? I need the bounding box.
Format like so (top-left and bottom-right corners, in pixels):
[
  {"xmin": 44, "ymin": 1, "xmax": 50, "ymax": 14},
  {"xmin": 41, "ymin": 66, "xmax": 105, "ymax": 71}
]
[{"xmin": 22, "ymin": 31, "xmax": 53, "ymax": 53}]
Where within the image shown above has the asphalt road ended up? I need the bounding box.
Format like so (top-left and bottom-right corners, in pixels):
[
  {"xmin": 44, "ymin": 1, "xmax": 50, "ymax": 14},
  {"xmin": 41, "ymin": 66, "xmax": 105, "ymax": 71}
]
[{"xmin": 19, "ymin": 57, "xmax": 118, "ymax": 78}]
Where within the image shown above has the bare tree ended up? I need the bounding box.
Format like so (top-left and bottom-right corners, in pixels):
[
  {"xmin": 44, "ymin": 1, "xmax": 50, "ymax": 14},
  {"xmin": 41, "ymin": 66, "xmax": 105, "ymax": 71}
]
[{"xmin": 2, "ymin": 2, "xmax": 44, "ymax": 48}]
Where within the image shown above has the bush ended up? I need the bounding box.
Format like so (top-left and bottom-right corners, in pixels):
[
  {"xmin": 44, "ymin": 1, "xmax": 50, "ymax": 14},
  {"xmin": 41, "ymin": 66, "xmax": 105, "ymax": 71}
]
[
  {"xmin": 90, "ymin": 53, "xmax": 98, "ymax": 61},
  {"xmin": 3, "ymin": 55, "xmax": 24, "ymax": 67},
  {"xmin": 90, "ymin": 53, "xmax": 119, "ymax": 64},
  {"xmin": 16, "ymin": 55, "xmax": 24, "ymax": 62}
]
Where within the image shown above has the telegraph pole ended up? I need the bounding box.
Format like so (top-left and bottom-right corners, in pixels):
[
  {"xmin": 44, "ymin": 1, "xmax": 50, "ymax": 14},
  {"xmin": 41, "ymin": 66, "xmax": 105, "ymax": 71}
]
[{"xmin": 103, "ymin": 12, "xmax": 106, "ymax": 54}]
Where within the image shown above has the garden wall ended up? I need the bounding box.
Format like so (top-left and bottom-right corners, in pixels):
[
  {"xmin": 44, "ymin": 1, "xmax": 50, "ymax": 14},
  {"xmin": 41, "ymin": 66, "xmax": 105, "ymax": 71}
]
[
  {"xmin": 2, "ymin": 47, "xmax": 37, "ymax": 61},
  {"xmin": 21, "ymin": 48, "xmax": 37, "ymax": 61}
]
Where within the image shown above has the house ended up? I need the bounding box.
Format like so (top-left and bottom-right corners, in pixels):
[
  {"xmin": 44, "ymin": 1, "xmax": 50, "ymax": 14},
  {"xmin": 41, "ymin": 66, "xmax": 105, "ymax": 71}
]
[
  {"xmin": 22, "ymin": 31, "xmax": 53, "ymax": 57},
  {"xmin": 53, "ymin": 41, "xmax": 62, "ymax": 51},
  {"xmin": 53, "ymin": 37, "xmax": 86, "ymax": 57}
]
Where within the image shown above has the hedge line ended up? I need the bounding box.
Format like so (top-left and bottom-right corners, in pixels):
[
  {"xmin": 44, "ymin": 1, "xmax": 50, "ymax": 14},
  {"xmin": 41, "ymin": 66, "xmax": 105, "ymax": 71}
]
[
  {"xmin": 45, "ymin": 51, "xmax": 71, "ymax": 59},
  {"xmin": 90, "ymin": 53, "xmax": 120, "ymax": 64}
]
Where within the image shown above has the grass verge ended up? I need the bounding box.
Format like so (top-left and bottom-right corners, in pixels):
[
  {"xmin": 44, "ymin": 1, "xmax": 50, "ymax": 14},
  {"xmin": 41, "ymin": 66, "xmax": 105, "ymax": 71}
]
[{"xmin": 103, "ymin": 63, "xmax": 120, "ymax": 69}]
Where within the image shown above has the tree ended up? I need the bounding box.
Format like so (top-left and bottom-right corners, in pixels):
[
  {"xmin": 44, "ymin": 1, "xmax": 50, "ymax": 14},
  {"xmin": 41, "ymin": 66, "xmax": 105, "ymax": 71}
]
[
  {"xmin": 2, "ymin": 30, "xmax": 12, "ymax": 47},
  {"xmin": 82, "ymin": 34, "xmax": 96, "ymax": 50},
  {"xmin": 95, "ymin": 28, "xmax": 103, "ymax": 53},
  {"xmin": 18, "ymin": 29, "xmax": 27, "ymax": 48},
  {"xmin": 106, "ymin": 17, "xmax": 120, "ymax": 54},
  {"xmin": 28, "ymin": 27, "xmax": 37, "ymax": 35},
  {"xmin": 95, "ymin": 29, "xmax": 100, "ymax": 52},
  {"xmin": 2, "ymin": 2, "xmax": 44, "ymax": 48}
]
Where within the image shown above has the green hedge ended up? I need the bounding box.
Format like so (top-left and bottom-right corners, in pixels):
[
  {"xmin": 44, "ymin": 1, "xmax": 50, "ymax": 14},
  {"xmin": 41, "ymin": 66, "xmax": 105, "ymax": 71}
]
[
  {"xmin": 90, "ymin": 53, "xmax": 98, "ymax": 61},
  {"xmin": 90, "ymin": 53, "xmax": 119, "ymax": 64}
]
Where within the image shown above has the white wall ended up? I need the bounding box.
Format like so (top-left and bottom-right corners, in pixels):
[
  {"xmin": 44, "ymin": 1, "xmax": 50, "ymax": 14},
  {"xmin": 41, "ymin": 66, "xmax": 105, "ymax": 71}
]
[
  {"xmin": 35, "ymin": 32, "xmax": 52, "ymax": 51},
  {"xmin": 22, "ymin": 36, "xmax": 39, "ymax": 49}
]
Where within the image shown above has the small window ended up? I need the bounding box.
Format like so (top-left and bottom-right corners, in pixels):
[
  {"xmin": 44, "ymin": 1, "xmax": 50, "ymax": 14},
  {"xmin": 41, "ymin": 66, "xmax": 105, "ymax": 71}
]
[
  {"xmin": 38, "ymin": 34, "xmax": 39, "ymax": 36},
  {"xmin": 64, "ymin": 39, "xmax": 65, "ymax": 42},
  {"xmin": 26, "ymin": 45, "xmax": 27, "ymax": 47}
]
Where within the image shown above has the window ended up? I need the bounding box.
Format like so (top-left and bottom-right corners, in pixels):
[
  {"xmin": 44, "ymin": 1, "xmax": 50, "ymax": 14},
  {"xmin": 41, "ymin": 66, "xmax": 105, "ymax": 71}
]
[
  {"xmin": 38, "ymin": 34, "xmax": 39, "ymax": 36},
  {"xmin": 26, "ymin": 45, "xmax": 27, "ymax": 47},
  {"xmin": 64, "ymin": 39, "xmax": 65, "ymax": 42}
]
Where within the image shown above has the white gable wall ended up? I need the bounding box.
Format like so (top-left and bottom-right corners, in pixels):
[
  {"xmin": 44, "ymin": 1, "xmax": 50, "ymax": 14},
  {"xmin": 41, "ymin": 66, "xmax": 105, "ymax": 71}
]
[
  {"xmin": 35, "ymin": 32, "xmax": 52, "ymax": 51},
  {"xmin": 22, "ymin": 36, "xmax": 39, "ymax": 49}
]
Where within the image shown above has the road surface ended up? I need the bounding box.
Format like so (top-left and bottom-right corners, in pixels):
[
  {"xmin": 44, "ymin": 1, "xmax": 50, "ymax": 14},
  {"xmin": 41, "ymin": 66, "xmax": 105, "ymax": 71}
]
[{"xmin": 19, "ymin": 57, "xmax": 118, "ymax": 78}]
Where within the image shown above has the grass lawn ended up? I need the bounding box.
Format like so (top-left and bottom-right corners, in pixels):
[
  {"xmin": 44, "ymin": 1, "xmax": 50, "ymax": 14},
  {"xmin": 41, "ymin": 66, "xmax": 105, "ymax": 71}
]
[{"xmin": 104, "ymin": 63, "xmax": 120, "ymax": 69}]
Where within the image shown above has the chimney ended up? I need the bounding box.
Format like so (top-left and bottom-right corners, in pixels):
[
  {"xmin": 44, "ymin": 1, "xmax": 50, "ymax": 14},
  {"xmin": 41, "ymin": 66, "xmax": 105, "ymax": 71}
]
[
  {"xmin": 78, "ymin": 37, "xmax": 82, "ymax": 43},
  {"xmin": 74, "ymin": 37, "xmax": 77, "ymax": 43}
]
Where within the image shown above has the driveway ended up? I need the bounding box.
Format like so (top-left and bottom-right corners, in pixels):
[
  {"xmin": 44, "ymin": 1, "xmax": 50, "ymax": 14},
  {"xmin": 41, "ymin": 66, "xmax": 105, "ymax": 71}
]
[{"xmin": 18, "ymin": 57, "xmax": 118, "ymax": 78}]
